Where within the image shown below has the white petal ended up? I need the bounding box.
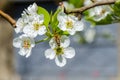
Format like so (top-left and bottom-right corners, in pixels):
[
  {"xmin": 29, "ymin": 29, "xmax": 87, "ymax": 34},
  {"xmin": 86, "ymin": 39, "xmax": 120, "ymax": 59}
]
[
  {"xmin": 45, "ymin": 49, "xmax": 56, "ymax": 60},
  {"xmin": 23, "ymin": 25, "xmax": 32, "ymax": 34},
  {"xmin": 63, "ymin": 47, "xmax": 75, "ymax": 59},
  {"xmin": 38, "ymin": 26, "xmax": 47, "ymax": 35},
  {"xmin": 30, "ymin": 14, "xmax": 44, "ymax": 23},
  {"xmin": 19, "ymin": 34, "xmax": 29, "ymax": 39},
  {"xmin": 89, "ymin": 9, "xmax": 95, "ymax": 17},
  {"xmin": 69, "ymin": 15, "xmax": 78, "ymax": 21},
  {"xmin": 84, "ymin": 0, "xmax": 93, "ymax": 6},
  {"xmin": 25, "ymin": 48, "xmax": 32, "ymax": 58},
  {"xmin": 58, "ymin": 23, "xmax": 67, "ymax": 31},
  {"xmin": 19, "ymin": 48, "xmax": 32, "ymax": 58},
  {"xmin": 60, "ymin": 35, "xmax": 70, "ymax": 48},
  {"xmin": 15, "ymin": 27, "xmax": 22, "ymax": 33},
  {"xmin": 74, "ymin": 21, "xmax": 84, "ymax": 31},
  {"xmin": 29, "ymin": 37, "xmax": 35, "ymax": 47},
  {"xmin": 55, "ymin": 55, "xmax": 66, "ymax": 67},
  {"xmin": 57, "ymin": 12, "xmax": 67, "ymax": 22},
  {"xmin": 23, "ymin": 25, "xmax": 37, "ymax": 38},
  {"xmin": 15, "ymin": 18, "xmax": 24, "ymax": 33},
  {"xmin": 84, "ymin": 28, "xmax": 96, "ymax": 43},
  {"xmin": 27, "ymin": 3, "xmax": 38, "ymax": 14},
  {"xmin": 13, "ymin": 37, "xmax": 22, "ymax": 48},
  {"xmin": 63, "ymin": 1, "xmax": 75, "ymax": 10},
  {"xmin": 32, "ymin": 3, "xmax": 38, "ymax": 11},
  {"xmin": 18, "ymin": 48, "xmax": 26, "ymax": 56},
  {"xmin": 49, "ymin": 38, "xmax": 57, "ymax": 49},
  {"xmin": 38, "ymin": 14, "xmax": 44, "ymax": 23},
  {"xmin": 67, "ymin": 29, "xmax": 76, "ymax": 35}
]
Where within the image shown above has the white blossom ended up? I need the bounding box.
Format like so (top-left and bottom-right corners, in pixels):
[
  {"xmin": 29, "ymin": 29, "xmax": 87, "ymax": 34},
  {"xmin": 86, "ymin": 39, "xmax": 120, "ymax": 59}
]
[
  {"xmin": 84, "ymin": 28, "xmax": 96, "ymax": 43},
  {"xmin": 89, "ymin": 6, "xmax": 111, "ymax": 21},
  {"xmin": 25, "ymin": 3, "xmax": 38, "ymax": 15},
  {"xmin": 84, "ymin": 0, "xmax": 111, "ymax": 21},
  {"xmin": 63, "ymin": 1, "xmax": 75, "ymax": 11},
  {"xmin": 45, "ymin": 35, "xmax": 75, "ymax": 67},
  {"xmin": 15, "ymin": 3, "xmax": 47, "ymax": 37},
  {"xmin": 84, "ymin": 0, "xmax": 102, "ymax": 6},
  {"xmin": 57, "ymin": 12, "xmax": 84, "ymax": 35},
  {"xmin": 23, "ymin": 14, "xmax": 47, "ymax": 38},
  {"xmin": 13, "ymin": 34, "xmax": 35, "ymax": 58},
  {"xmin": 15, "ymin": 3, "xmax": 38, "ymax": 33},
  {"xmin": 15, "ymin": 18, "xmax": 27, "ymax": 33},
  {"xmin": 84, "ymin": 0, "xmax": 93, "ymax": 6}
]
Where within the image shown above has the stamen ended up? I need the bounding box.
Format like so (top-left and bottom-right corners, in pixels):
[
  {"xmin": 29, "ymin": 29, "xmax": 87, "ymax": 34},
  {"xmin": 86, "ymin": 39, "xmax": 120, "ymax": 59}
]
[
  {"xmin": 55, "ymin": 47, "xmax": 64, "ymax": 55},
  {"xmin": 66, "ymin": 20, "xmax": 73, "ymax": 29},
  {"xmin": 33, "ymin": 22, "xmax": 42, "ymax": 31},
  {"xmin": 23, "ymin": 40, "xmax": 31, "ymax": 49}
]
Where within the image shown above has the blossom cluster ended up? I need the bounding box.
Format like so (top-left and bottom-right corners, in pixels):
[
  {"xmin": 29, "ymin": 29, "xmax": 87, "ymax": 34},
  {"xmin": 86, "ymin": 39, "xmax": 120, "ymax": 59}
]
[
  {"xmin": 13, "ymin": 3, "xmax": 46, "ymax": 58},
  {"xmin": 13, "ymin": 1, "xmax": 112, "ymax": 67},
  {"xmin": 84, "ymin": 0, "xmax": 111, "ymax": 21}
]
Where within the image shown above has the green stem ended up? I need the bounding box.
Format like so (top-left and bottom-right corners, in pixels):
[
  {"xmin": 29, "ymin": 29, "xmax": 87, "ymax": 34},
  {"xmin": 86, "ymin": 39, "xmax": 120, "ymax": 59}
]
[
  {"xmin": 47, "ymin": 28, "xmax": 52, "ymax": 36},
  {"xmin": 35, "ymin": 37, "xmax": 50, "ymax": 44}
]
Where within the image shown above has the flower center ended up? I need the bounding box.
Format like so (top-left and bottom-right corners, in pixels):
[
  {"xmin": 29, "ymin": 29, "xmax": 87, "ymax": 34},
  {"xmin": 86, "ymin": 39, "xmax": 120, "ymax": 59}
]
[
  {"xmin": 55, "ymin": 47, "xmax": 64, "ymax": 55},
  {"xmin": 23, "ymin": 40, "xmax": 31, "ymax": 49},
  {"xmin": 33, "ymin": 23, "xmax": 42, "ymax": 31},
  {"xmin": 100, "ymin": 9, "xmax": 106, "ymax": 15},
  {"xmin": 66, "ymin": 20, "xmax": 73, "ymax": 29}
]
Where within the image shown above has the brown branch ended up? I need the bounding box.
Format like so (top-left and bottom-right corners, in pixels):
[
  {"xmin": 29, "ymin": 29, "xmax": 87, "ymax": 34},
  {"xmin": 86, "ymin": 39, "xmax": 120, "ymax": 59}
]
[
  {"xmin": 0, "ymin": 10, "xmax": 16, "ymax": 28},
  {"xmin": 65, "ymin": 0, "xmax": 116, "ymax": 14},
  {"xmin": 0, "ymin": 0, "xmax": 116, "ymax": 28}
]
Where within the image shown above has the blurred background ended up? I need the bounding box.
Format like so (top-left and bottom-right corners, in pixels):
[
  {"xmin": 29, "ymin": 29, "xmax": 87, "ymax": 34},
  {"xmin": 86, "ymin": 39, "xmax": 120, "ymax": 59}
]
[{"xmin": 0, "ymin": 0, "xmax": 119, "ymax": 80}]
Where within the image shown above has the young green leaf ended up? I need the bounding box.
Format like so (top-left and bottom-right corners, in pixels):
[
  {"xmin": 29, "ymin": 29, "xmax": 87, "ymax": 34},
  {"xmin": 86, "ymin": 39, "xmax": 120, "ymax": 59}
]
[
  {"xmin": 68, "ymin": 0, "xmax": 84, "ymax": 8},
  {"xmin": 37, "ymin": 6, "xmax": 50, "ymax": 26},
  {"xmin": 51, "ymin": 8, "xmax": 61, "ymax": 32}
]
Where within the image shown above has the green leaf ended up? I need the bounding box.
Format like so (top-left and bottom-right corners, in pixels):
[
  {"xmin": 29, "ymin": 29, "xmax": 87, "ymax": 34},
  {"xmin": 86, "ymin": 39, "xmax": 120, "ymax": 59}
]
[
  {"xmin": 60, "ymin": 31, "xmax": 70, "ymax": 36},
  {"xmin": 51, "ymin": 8, "xmax": 61, "ymax": 31},
  {"xmin": 37, "ymin": 6, "xmax": 50, "ymax": 26},
  {"xmin": 68, "ymin": 0, "xmax": 84, "ymax": 8}
]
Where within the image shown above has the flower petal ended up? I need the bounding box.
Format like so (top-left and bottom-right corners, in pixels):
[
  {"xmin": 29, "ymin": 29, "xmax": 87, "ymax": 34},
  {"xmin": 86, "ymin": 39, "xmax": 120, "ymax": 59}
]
[
  {"xmin": 60, "ymin": 35, "xmax": 70, "ymax": 48},
  {"xmin": 38, "ymin": 14, "xmax": 44, "ymax": 23},
  {"xmin": 57, "ymin": 12, "xmax": 67, "ymax": 22},
  {"xmin": 55, "ymin": 55, "xmax": 66, "ymax": 67},
  {"xmin": 84, "ymin": 0, "xmax": 93, "ymax": 6},
  {"xmin": 27, "ymin": 3, "xmax": 38, "ymax": 14},
  {"xmin": 18, "ymin": 48, "xmax": 26, "ymax": 56},
  {"xmin": 74, "ymin": 21, "xmax": 84, "ymax": 31},
  {"xmin": 15, "ymin": 18, "xmax": 25, "ymax": 33},
  {"xmin": 25, "ymin": 48, "xmax": 32, "ymax": 58},
  {"xmin": 58, "ymin": 22, "xmax": 67, "ymax": 31},
  {"xmin": 15, "ymin": 27, "xmax": 22, "ymax": 33},
  {"xmin": 84, "ymin": 28, "xmax": 96, "ymax": 43},
  {"xmin": 38, "ymin": 26, "xmax": 47, "ymax": 35},
  {"xmin": 23, "ymin": 25, "xmax": 37, "ymax": 38},
  {"xmin": 13, "ymin": 37, "xmax": 22, "ymax": 48},
  {"xmin": 29, "ymin": 37, "xmax": 35, "ymax": 47},
  {"xmin": 19, "ymin": 48, "xmax": 32, "ymax": 58},
  {"xmin": 45, "ymin": 49, "xmax": 56, "ymax": 60},
  {"xmin": 67, "ymin": 29, "xmax": 76, "ymax": 35},
  {"xmin": 49, "ymin": 38, "xmax": 57, "ymax": 49},
  {"xmin": 69, "ymin": 15, "xmax": 78, "ymax": 21},
  {"xmin": 63, "ymin": 47, "xmax": 75, "ymax": 59}
]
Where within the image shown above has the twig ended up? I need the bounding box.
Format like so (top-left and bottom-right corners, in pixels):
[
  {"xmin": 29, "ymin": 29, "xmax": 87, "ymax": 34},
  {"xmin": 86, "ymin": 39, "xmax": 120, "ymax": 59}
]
[
  {"xmin": 0, "ymin": 10, "xmax": 16, "ymax": 28},
  {"xmin": 0, "ymin": 0, "xmax": 116, "ymax": 28},
  {"xmin": 65, "ymin": 0, "xmax": 116, "ymax": 14}
]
